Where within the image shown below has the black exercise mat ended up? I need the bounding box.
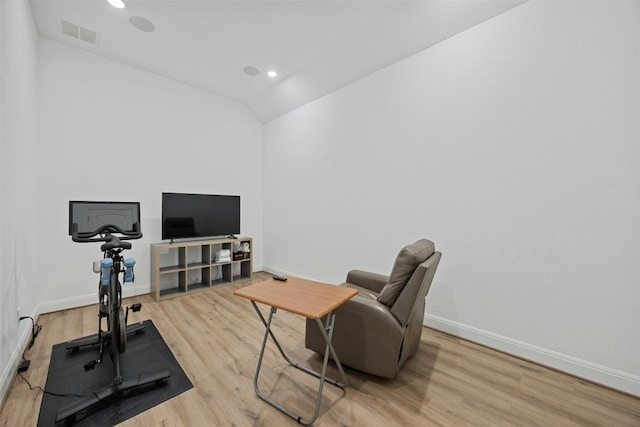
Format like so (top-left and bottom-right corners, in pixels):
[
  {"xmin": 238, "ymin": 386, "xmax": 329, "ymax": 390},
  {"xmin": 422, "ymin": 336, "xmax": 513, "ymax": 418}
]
[{"xmin": 38, "ymin": 319, "xmax": 193, "ymax": 426}]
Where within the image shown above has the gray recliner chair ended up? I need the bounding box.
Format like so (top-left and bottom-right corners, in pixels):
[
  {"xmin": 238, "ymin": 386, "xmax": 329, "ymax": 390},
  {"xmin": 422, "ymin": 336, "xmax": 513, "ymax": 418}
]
[{"xmin": 305, "ymin": 239, "xmax": 441, "ymax": 379}]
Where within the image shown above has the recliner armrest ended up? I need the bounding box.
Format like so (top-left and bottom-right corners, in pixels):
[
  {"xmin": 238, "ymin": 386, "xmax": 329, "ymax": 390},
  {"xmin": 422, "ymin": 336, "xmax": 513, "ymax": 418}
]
[
  {"xmin": 346, "ymin": 270, "xmax": 389, "ymax": 294},
  {"xmin": 337, "ymin": 297, "xmax": 403, "ymax": 333}
]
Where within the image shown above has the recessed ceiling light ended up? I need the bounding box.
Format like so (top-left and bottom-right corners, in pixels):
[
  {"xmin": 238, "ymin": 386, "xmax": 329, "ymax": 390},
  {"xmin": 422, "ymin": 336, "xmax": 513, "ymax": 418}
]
[
  {"xmin": 107, "ymin": 0, "xmax": 125, "ymax": 9},
  {"xmin": 267, "ymin": 70, "xmax": 278, "ymax": 78}
]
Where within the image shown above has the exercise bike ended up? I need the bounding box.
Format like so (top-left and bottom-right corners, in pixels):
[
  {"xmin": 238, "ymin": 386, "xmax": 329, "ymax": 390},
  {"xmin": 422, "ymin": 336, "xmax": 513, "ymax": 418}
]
[{"xmin": 56, "ymin": 201, "xmax": 170, "ymax": 424}]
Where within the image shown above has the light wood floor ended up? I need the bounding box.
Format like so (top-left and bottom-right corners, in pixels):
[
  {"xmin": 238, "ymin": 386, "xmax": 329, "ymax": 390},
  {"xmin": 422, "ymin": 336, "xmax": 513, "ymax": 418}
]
[{"xmin": 1, "ymin": 272, "xmax": 638, "ymax": 426}]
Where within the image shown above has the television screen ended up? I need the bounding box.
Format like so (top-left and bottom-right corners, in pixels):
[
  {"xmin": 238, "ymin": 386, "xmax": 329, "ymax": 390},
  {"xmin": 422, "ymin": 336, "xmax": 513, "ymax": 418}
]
[
  {"xmin": 69, "ymin": 201, "xmax": 140, "ymax": 235},
  {"xmin": 162, "ymin": 193, "xmax": 240, "ymax": 240}
]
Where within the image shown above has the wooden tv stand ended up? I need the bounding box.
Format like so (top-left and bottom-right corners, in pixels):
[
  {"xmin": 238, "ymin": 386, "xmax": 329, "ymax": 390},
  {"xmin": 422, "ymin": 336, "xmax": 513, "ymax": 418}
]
[{"xmin": 150, "ymin": 237, "xmax": 252, "ymax": 301}]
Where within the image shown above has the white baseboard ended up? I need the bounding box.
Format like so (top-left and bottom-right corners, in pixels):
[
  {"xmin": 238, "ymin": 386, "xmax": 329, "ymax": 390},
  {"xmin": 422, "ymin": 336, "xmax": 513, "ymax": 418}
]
[
  {"xmin": 2, "ymin": 271, "xmax": 271, "ymax": 404},
  {"xmin": 7, "ymin": 278, "xmax": 635, "ymax": 405},
  {"xmin": 37, "ymin": 282, "xmax": 151, "ymax": 315},
  {"xmin": 261, "ymin": 265, "xmax": 314, "ymax": 280},
  {"xmin": 0, "ymin": 322, "xmax": 35, "ymax": 408},
  {"xmin": 34, "ymin": 268, "xmax": 271, "ymax": 315},
  {"xmin": 267, "ymin": 266, "xmax": 639, "ymax": 396},
  {"xmin": 423, "ymin": 313, "xmax": 640, "ymax": 397}
]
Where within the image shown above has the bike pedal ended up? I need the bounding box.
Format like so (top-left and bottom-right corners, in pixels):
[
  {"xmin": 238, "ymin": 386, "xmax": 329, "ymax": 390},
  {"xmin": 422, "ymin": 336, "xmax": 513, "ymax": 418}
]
[
  {"xmin": 84, "ymin": 360, "xmax": 97, "ymax": 371},
  {"xmin": 130, "ymin": 303, "xmax": 142, "ymax": 312}
]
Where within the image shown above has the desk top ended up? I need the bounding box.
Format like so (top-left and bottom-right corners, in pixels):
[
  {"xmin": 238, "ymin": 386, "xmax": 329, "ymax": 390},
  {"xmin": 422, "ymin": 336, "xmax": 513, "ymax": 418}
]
[{"xmin": 233, "ymin": 277, "xmax": 358, "ymax": 319}]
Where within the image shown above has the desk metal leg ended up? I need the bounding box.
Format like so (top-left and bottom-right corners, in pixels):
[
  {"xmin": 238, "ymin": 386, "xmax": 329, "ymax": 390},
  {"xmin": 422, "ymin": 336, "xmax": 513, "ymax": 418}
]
[{"xmin": 250, "ymin": 302, "xmax": 348, "ymax": 425}]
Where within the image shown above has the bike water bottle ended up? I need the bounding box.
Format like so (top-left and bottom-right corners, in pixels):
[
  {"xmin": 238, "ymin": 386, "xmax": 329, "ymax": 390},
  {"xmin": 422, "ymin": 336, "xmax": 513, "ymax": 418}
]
[
  {"xmin": 100, "ymin": 258, "xmax": 113, "ymax": 286},
  {"xmin": 124, "ymin": 258, "xmax": 135, "ymax": 282}
]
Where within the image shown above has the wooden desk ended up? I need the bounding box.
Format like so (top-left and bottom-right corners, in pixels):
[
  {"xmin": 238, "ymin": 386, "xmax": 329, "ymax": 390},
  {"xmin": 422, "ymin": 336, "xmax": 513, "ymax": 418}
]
[{"xmin": 234, "ymin": 277, "xmax": 357, "ymax": 425}]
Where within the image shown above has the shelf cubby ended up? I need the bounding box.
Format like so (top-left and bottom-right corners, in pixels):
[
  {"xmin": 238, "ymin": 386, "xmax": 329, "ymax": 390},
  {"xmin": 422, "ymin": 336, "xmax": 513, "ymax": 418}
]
[{"xmin": 150, "ymin": 237, "xmax": 252, "ymax": 301}]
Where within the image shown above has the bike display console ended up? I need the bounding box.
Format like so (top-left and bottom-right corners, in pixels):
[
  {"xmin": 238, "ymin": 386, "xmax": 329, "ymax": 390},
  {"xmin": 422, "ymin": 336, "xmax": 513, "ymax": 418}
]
[{"xmin": 150, "ymin": 237, "xmax": 252, "ymax": 301}]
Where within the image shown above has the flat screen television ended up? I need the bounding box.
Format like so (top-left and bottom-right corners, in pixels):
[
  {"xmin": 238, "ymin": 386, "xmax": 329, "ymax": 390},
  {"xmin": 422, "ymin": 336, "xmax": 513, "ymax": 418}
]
[{"xmin": 162, "ymin": 192, "xmax": 240, "ymax": 240}]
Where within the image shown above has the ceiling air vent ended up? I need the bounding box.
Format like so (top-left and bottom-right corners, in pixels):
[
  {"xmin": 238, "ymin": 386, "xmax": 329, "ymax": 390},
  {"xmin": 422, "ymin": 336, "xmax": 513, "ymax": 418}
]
[{"xmin": 61, "ymin": 19, "xmax": 98, "ymax": 45}]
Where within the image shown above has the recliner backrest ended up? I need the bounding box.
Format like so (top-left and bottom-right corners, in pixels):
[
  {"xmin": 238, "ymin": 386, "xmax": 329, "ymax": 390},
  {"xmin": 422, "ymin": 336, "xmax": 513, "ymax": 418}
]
[
  {"xmin": 377, "ymin": 239, "xmax": 435, "ymax": 306},
  {"xmin": 390, "ymin": 251, "xmax": 441, "ymax": 326}
]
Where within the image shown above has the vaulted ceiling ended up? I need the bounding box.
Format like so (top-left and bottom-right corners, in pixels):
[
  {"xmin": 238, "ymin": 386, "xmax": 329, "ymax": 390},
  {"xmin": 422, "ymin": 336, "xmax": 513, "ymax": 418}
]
[{"xmin": 30, "ymin": 0, "xmax": 527, "ymax": 123}]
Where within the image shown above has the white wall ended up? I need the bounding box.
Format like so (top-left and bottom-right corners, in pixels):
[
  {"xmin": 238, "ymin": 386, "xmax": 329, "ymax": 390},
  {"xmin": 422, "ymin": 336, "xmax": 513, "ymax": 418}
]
[
  {"xmin": 263, "ymin": 0, "xmax": 640, "ymax": 395},
  {"xmin": 0, "ymin": 0, "xmax": 39, "ymax": 405},
  {"xmin": 36, "ymin": 39, "xmax": 264, "ymax": 311}
]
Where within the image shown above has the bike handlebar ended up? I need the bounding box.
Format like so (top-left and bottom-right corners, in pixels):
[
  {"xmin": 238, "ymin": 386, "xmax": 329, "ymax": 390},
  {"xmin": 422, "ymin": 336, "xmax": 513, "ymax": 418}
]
[{"xmin": 71, "ymin": 223, "xmax": 142, "ymax": 248}]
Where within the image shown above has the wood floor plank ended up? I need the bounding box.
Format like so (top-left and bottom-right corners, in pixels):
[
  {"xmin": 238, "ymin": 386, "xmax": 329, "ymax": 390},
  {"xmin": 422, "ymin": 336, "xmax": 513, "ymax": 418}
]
[{"xmin": 1, "ymin": 271, "xmax": 638, "ymax": 426}]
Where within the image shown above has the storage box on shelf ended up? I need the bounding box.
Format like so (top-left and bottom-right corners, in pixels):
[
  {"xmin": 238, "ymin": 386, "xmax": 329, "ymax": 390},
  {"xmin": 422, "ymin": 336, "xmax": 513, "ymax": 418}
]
[{"xmin": 150, "ymin": 237, "xmax": 252, "ymax": 301}]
